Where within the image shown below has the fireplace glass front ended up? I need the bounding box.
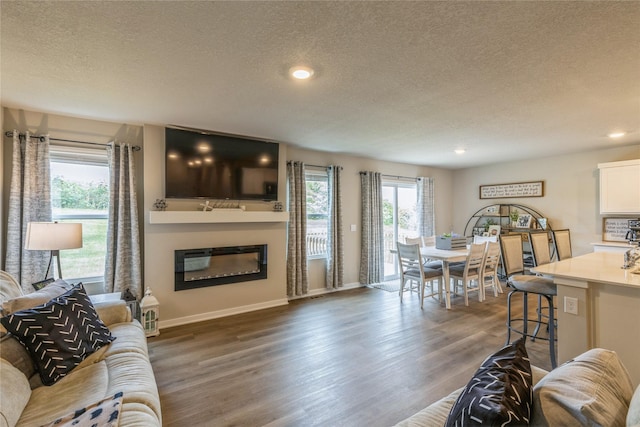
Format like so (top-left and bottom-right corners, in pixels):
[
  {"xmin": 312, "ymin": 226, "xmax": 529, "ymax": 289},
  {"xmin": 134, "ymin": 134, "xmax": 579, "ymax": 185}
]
[{"xmin": 175, "ymin": 244, "xmax": 267, "ymax": 291}]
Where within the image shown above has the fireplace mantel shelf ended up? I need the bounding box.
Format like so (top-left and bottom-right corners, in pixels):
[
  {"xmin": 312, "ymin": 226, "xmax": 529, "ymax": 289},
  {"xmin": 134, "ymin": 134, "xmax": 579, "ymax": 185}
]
[{"xmin": 149, "ymin": 210, "xmax": 289, "ymax": 224}]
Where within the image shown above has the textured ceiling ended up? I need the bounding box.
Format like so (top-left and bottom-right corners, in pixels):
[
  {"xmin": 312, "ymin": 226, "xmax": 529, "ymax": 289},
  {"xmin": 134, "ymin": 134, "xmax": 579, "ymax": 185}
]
[{"xmin": 1, "ymin": 1, "xmax": 639, "ymax": 169}]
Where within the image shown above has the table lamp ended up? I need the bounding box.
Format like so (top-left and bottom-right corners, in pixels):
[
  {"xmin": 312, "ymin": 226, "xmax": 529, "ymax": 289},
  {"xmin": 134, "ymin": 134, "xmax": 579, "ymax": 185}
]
[{"xmin": 25, "ymin": 222, "xmax": 83, "ymax": 279}]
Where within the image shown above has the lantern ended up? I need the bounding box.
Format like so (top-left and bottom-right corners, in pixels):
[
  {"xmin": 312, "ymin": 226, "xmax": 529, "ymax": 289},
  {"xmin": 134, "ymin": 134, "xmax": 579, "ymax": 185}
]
[{"xmin": 140, "ymin": 288, "xmax": 160, "ymax": 337}]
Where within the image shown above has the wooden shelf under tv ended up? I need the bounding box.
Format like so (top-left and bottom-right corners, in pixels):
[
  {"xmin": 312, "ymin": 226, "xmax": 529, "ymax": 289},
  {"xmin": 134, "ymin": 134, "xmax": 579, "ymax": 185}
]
[{"xmin": 148, "ymin": 210, "xmax": 289, "ymax": 224}]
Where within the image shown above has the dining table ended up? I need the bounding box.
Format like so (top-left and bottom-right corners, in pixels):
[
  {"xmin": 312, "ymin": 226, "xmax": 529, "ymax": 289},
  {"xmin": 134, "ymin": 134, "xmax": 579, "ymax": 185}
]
[{"xmin": 419, "ymin": 246, "xmax": 469, "ymax": 309}]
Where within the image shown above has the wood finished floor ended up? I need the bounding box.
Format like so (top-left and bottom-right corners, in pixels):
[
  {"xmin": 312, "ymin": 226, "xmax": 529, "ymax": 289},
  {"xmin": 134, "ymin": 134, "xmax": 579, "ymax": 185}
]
[{"xmin": 148, "ymin": 286, "xmax": 554, "ymax": 427}]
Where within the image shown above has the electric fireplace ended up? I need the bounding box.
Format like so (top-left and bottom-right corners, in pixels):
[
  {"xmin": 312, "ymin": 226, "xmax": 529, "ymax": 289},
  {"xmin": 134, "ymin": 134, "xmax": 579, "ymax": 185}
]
[{"xmin": 174, "ymin": 244, "xmax": 267, "ymax": 291}]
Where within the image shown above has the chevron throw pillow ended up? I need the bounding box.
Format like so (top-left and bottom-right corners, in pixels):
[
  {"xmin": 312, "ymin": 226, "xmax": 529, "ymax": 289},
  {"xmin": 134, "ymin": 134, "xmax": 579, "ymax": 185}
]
[
  {"xmin": 0, "ymin": 284, "xmax": 115, "ymax": 386},
  {"xmin": 445, "ymin": 337, "xmax": 533, "ymax": 426}
]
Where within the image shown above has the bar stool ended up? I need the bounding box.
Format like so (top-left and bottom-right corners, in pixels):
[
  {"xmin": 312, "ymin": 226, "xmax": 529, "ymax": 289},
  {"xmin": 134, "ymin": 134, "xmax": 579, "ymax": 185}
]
[
  {"xmin": 500, "ymin": 233, "xmax": 557, "ymax": 368},
  {"xmin": 505, "ymin": 275, "xmax": 557, "ymax": 368}
]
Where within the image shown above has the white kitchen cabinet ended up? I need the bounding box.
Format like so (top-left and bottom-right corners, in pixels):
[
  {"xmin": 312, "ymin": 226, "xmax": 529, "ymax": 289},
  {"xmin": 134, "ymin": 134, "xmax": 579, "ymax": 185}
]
[{"xmin": 598, "ymin": 159, "xmax": 640, "ymax": 214}]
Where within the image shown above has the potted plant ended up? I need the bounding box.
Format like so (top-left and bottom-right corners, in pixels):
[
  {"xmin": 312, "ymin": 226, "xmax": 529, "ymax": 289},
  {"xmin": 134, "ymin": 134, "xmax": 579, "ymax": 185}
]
[{"xmin": 509, "ymin": 210, "xmax": 519, "ymax": 227}]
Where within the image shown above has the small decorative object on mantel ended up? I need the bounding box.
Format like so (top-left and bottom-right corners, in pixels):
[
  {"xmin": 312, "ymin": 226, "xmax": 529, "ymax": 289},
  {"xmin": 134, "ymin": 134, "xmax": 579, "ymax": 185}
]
[
  {"xmin": 479, "ymin": 181, "xmax": 544, "ymax": 199},
  {"xmin": 153, "ymin": 199, "xmax": 167, "ymax": 211},
  {"xmin": 273, "ymin": 201, "xmax": 283, "ymax": 212},
  {"xmin": 200, "ymin": 200, "xmax": 214, "ymax": 212},
  {"xmin": 200, "ymin": 200, "xmax": 244, "ymax": 211},
  {"xmin": 140, "ymin": 288, "xmax": 160, "ymax": 337}
]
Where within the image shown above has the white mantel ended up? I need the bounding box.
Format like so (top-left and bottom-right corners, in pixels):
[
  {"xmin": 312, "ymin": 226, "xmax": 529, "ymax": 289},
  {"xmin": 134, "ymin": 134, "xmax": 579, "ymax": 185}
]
[{"xmin": 148, "ymin": 210, "xmax": 289, "ymax": 224}]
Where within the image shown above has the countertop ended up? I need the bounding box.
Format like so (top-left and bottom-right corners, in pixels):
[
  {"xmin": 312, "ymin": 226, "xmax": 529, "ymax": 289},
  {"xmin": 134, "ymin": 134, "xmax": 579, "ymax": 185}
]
[{"xmin": 531, "ymin": 252, "xmax": 640, "ymax": 289}]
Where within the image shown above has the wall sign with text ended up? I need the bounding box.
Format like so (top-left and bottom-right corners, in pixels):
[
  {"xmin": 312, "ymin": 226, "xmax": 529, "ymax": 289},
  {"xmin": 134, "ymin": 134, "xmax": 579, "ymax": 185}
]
[
  {"xmin": 603, "ymin": 217, "xmax": 634, "ymax": 242},
  {"xmin": 479, "ymin": 181, "xmax": 544, "ymax": 199}
]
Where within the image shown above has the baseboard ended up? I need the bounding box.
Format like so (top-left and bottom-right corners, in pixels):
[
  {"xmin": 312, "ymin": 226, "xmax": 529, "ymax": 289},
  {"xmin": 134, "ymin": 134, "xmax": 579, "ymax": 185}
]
[
  {"xmin": 159, "ymin": 298, "xmax": 289, "ymax": 330},
  {"xmin": 288, "ymin": 281, "xmax": 364, "ymax": 301},
  {"xmin": 159, "ymin": 282, "xmax": 365, "ymax": 329}
]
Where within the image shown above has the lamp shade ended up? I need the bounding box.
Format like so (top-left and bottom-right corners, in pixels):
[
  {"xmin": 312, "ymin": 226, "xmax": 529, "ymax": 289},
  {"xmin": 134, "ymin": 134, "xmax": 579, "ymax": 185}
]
[{"xmin": 25, "ymin": 222, "xmax": 83, "ymax": 250}]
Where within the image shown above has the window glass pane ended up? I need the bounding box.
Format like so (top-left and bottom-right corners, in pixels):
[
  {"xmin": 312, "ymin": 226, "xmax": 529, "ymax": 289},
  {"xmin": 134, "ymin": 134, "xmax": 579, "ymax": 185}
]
[
  {"xmin": 57, "ymin": 218, "xmax": 108, "ymax": 279},
  {"xmin": 50, "ymin": 157, "xmax": 109, "ymax": 280},
  {"xmin": 306, "ymin": 172, "xmax": 328, "ymax": 257}
]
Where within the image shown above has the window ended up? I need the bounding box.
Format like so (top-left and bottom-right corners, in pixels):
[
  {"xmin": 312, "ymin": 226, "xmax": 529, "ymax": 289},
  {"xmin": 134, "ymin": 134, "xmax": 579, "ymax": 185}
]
[
  {"xmin": 50, "ymin": 146, "xmax": 109, "ymax": 282},
  {"xmin": 382, "ymin": 180, "xmax": 418, "ymax": 279},
  {"xmin": 305, "ymin": 168, "xmax": 329, "ymax": 258}
]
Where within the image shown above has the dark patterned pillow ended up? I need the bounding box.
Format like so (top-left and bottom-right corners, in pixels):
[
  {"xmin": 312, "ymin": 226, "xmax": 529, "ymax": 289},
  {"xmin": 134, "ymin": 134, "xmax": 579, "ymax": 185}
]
[
  {"xmin": 0, "ymin": 284, "xmax": 115, "ymax": 386},
  {"xmin": 445, "ymin": 338, "xmax": 533, "ymax": 426}
]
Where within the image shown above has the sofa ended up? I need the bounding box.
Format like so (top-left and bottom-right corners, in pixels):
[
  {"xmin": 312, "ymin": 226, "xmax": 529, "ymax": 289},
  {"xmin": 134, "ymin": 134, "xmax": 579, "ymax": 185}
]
[
  {"xmin": 394, "ymin": 341, "xmax": 640, "ymax": 427},
  {"xmin": 0, "ymin": 272, "xmax": 161, "ymax": 427}
]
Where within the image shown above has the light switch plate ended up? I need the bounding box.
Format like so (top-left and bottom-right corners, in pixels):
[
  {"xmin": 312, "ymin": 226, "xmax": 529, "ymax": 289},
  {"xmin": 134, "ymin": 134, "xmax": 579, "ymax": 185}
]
[
  {"xmin": 350, "ymin": 224, "xmax": 357, "ymax": 232},
  {"xmin": 564, "ymin": 296, "xmax": 578, "ymax": 315}
]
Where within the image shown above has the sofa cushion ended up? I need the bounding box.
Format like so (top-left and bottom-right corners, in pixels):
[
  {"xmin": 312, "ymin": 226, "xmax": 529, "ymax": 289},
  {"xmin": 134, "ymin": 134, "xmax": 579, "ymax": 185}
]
[
  {"xmin": 0, "ymin": 333, "xmax": 36, "ymax": 380},
  {"xmin": 1, "ymin": 279, "xmax": 72, "ymax": 315},
  {"xmin": 0, "ymin": 285, "xmax": 115, "ymax": 386},
  {"xmin": 628, "ymin": 384, "xmax": 640, "ymax": 427},
  {"xmin": 0, "ymin": 358, "xmax": 32, "ymax": 427},
  {"xmin": 532, "ymin": 348, "xmax": 633, "ymax": 427},
  {"xmin": 445, "ymin": 337, "xmax": 533, "ymax": 426}
]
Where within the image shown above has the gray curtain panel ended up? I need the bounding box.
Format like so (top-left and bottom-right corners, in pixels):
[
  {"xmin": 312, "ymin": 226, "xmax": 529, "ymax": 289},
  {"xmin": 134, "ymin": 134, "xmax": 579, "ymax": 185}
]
[
  {"xmin": 104, "ymin": 143, "xmax": 142, "ymax": 298},
  {"xmin": 5, "ymin": 131, "xmax": 52, "ymax": 292},
  {"xmin": 359, "ymin": 171, "xmax": 384, "ymax": 285},
  {"xmin": 417, "ymin": 177, "xmax": 435, "ymax": 238},
  {"xmin": 286, "ymin": 161, "xmax": 308, "ymax": 297},
  {"xmin": 326, "ymin": 165, "xmax": 344, "ymax": 289}
]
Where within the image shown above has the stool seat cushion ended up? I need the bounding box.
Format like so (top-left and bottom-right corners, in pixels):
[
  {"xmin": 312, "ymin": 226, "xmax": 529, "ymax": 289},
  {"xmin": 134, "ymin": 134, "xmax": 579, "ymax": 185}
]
[{"xmin": 508, "ymin": 275, "xmax": 557, "ymax": 296}]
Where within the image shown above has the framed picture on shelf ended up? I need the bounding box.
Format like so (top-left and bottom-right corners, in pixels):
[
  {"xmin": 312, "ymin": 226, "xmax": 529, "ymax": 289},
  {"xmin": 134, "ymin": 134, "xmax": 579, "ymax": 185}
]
[
  {"xmin": 538, "ymin": 218, "xmax": 548, "ymax": 230},
  {"xmin": 516, "ymin": 213, "xmax": 532, "ymax": 228},
  {"xmin": 488, "ymin": 225, "xmax": 501, "ymax": 236}
]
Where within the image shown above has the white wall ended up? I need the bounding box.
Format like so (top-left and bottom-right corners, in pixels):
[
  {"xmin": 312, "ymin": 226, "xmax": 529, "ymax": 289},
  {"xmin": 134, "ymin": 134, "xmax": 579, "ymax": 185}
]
[{"xmin": 451, "ymin": 144, "xmax": 640, "ymax": 256}]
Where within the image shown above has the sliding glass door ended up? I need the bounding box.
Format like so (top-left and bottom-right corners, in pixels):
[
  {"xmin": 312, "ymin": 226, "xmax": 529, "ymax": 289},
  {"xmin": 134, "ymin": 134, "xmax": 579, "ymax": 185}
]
[{"xmin": 382, "ymin": 180, "xmax": 418, "ymax": 280}]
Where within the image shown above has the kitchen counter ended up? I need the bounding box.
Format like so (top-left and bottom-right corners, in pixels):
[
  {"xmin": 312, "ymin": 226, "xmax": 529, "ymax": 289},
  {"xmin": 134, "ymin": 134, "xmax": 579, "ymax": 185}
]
[
  {"xmin": 591, "ymin": 241, "xmax": 639, "ymax": 253},
  {"xmin": 532, "ymin": 252, "xmax": 640, "ymax": 385},
  {"xmin": 532, "ymin": 252, "xmax": 640, "ymax": 288}
]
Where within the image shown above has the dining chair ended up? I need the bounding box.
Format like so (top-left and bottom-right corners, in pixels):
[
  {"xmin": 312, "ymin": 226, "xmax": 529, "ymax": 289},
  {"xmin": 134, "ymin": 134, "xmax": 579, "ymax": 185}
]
[
  {"xmin": 480, "ymin": 241, "xmax": 502, "ymax": 299},
  {"xmin": 473, "ymin": 235, "xmax": 498, "ymax": 244},
  {"xmin": 449, "ymin": 242, "xmax": 486, "ymax": 306},
  {"xmin": 405, "ymin": 236, "xmax": 424, "ymax": 246},
  {"xmin": 422, "ymin": 236, "xmax": 436, "ymax": 247},
  {"xmin": 503, "ymin": 232, "xmax": 558, "ymax": 368},
  {"xmin": 396, "ymin": 242, "xmax": 443, "ymax": 307},
  {"xmin": 551, "ymin": 229, "xmax": 572, "ymax": 261},
  {"xmin": 405, "ymin": 236, "xmax": 442, "ymax": 270}
]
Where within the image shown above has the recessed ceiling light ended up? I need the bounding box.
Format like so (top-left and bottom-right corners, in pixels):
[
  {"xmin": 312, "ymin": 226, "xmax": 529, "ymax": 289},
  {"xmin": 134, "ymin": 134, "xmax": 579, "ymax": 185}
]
[
  {"xmin": 289, "ymin": 66, "xmax": 314, "ymax": 80},
  {"xmin": 607, "ymin": 131, "xmax": 626, "ymax": 139},
  {"xmin": 454, "ymin": 149, "xmax": 466, "ymax": 155}
]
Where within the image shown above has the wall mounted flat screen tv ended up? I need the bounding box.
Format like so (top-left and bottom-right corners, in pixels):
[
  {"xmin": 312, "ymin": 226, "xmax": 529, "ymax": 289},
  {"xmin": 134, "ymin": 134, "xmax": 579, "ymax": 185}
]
[{"xmin": 165, "ymin": 127, "xmax": 279, "ymax": 200}]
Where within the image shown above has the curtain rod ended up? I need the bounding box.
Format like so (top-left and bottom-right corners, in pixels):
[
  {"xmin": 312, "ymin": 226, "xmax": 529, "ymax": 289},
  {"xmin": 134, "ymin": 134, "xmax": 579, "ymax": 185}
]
[
  {"xmin": 382, "ymin": 174, "xmax": 416, "ymax": 181},
  {"xmin": 360, "ymin": 171, "xmax": 416, "ymax": 181},
  {"xmin": 5, "ymin": 131, "xmax": 141, "ymax": 151},
  {"xmin": 287, "ymin": 161, "xmax": 343, "ymax": 170}
]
